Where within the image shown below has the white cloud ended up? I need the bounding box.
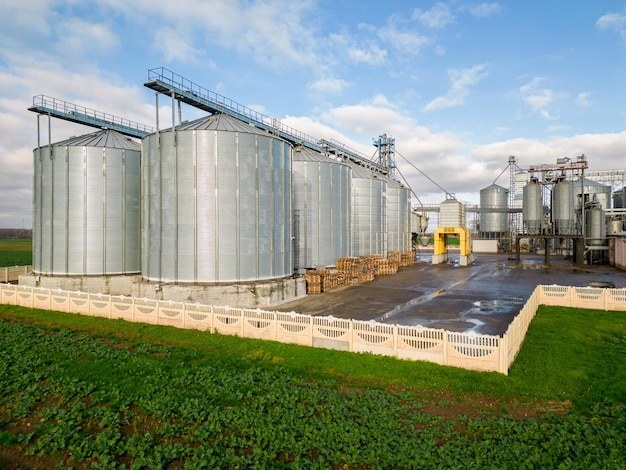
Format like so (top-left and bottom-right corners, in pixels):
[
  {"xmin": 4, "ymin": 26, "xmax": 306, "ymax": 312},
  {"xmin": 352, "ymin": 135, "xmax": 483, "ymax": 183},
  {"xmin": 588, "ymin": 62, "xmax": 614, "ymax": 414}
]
[
  {"xmin": 519, "ymin": 77, "xmax": 560, "ymax": 118},
  {"xmin": 576, "ymin": 92, "xmax": 592, "ymax": 107},
  {"xmin": 154, "ymin": 27, "xmax": 202, "ymax": 64},
  {"xmin": 469, "ymin": 3, "xmax": 502, "ymax": 18},
  {"xmin": 378, "ymin": 15, "xmax": 432, "ymax": 54},
  {"xmin": 347, "ymin": 44, "xmax": 388, "ymax": 65},
  {"xmin": 412, "ymin": 3, "xmax": 455, "ymax": 29},
  {"xmin": 596, "ymin": 8, "xmax": 626, "ymax": 41},
  {"xmin": 423, "ymin": 64, "xmax": 488, "ymax": 111},
  {"xmin": 307, "ymin": 78, "xmax": 349, "ymax": 94},
  {"xmin": 54, "ymin": 18, "xmax": 119, "ymax": 57}
]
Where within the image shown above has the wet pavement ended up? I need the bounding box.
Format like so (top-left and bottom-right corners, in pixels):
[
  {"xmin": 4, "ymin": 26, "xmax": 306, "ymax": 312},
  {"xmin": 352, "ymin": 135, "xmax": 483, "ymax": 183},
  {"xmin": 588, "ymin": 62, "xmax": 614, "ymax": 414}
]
[{"xmin": 276, "ymin": 250, "xmax": 626, "ymax": 336}]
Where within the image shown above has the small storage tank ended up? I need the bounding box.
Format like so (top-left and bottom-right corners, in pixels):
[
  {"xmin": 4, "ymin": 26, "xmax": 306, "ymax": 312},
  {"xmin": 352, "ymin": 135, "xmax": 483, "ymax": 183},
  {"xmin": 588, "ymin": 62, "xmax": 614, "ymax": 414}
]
[
  {"xmin": 607, "ymin": 219, "xmax": 623, "ymax": 235},
  {"xmin": 292, "ymin": 146, "xmax": 351, "ymax": 270},
  {"xmin": 346, "ymin": 163, "xmax": 386, "ymax": 257},
  {"xmin": 383, "ymin": 175, "xmax": 412, "ymax": 252},
  {"xmin": 552, "ymin": 177, "xmax": 576, "ymax": 235},
  {"xmin": 141, "ymin": 114, "xmax": 292, "ymax": 283},
  {"xmin": 479, "ymin": 184, "xmax": 508, "ymax": 238},
  {"xmin": 439, "ymin": 198, "xmax": 464, "ymax": 227},
  {"xmin": 33, "ymin": 130, "xmax": 141, "ymax": 276},
  {"xmin": 522, "ymin": 178, "xmax": 542, "ymax": 235},
  {"xmin": 585, "ymin": 202, "xmax": 606, "ymax": 246}
]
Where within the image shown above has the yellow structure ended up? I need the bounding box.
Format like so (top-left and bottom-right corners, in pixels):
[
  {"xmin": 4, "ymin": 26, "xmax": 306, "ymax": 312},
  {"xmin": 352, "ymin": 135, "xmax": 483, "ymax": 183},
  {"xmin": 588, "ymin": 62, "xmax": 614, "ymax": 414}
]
[{"xmin": 432, "ymin": 227, "xmax": 474, "ymax": 266}]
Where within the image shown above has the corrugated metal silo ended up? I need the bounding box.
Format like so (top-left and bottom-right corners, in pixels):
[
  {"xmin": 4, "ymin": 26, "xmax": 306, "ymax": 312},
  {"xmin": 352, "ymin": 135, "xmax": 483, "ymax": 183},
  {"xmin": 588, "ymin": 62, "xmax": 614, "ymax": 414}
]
[
  {"xmin": 552, "ymin": 178, "xmax": 576, "ymax": 235},
  {"xmin": 479, "ymin": 184, "xmax": 508, "ymax": 237},
  {"xmin": 141, "ymin": 114, "xmax": 292, "ymax": 283},
  {"xmin": 346, "ymin": 163, "xmax": 386, "ymax": 257},
  {"xmin": 522, "ymin": 178, "xmax": 542, "ymax": 235},
  {"xmin": 382, "ymin": 175, "xmax": 412, "ymax": 252},
  {"xmin": 33, "ymin": 130, "xmax": 141, "ymax": 275},
  {"xmin": 292, "ymin": 146, "xmax": 351, "ymax": 269}
]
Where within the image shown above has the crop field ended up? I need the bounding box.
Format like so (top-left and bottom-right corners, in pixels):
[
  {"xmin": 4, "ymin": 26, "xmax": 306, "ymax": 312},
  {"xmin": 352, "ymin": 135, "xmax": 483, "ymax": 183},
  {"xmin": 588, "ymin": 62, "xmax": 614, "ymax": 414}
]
[
  {"xmin": 0, "ymin": 305, "xmax": 625, "ymax": 469},
  {"xmin": 0, "ymin": 238, "xmax": 32, "ymax": 267}
]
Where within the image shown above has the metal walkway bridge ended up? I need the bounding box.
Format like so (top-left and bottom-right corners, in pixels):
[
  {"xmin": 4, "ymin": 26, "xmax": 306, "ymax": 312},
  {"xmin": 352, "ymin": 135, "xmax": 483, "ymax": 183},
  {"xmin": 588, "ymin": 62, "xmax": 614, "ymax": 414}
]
[
  {"xmin": 28, "ymin": 95, "xmax": 155, "ymax": 139},
  {"xmin": 144, "ymin": 67, "xmax": 388, "ymax": 175}
]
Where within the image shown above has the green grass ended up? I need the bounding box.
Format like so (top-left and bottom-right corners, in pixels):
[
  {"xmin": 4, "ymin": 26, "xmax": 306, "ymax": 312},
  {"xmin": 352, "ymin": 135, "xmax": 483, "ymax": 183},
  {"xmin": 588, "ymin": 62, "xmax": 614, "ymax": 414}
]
[
  {"xmin": 0, "ymin": 303, "xmax": 624, "ymax": 411},
  {"xmin": 0, "ymin": 304, "xmax": 624, "ymax": 468},
  {"xmin": 0, "ymin": 238, "xmax": 32, "ymax": 267}
]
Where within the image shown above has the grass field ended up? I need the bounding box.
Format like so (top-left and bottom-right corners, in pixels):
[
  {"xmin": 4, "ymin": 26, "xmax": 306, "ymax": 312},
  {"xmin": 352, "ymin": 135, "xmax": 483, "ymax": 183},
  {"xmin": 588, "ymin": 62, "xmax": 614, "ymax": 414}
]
[
  {"xmin": 0, "ymin": 304, "xmax": 624, "ymax": 468},
  {"xmin": 0, "ymin": 238, "xmax": 32, "ymax": 267}
]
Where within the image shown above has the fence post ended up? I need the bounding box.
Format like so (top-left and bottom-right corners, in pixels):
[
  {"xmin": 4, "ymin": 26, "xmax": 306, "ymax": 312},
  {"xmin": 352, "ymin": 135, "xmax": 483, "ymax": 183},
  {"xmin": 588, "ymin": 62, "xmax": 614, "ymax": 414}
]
[
  {"xmin": 393, "ymin": 324, "xmax": 398, "ymax": 358},
  {"xmin": 273, "ymin": 311, "xmax": 278, "ymax": 341},
  {"xmin": 348, "ymin": 320, "xmax": 354, "ymax": 353},
  {"xmin": 499, "ymin": 334, "xmax": 508, "ymax": 375},
  {"xmin": 443, "ymin": 332, "xmax": 448, "ymax": 366}
]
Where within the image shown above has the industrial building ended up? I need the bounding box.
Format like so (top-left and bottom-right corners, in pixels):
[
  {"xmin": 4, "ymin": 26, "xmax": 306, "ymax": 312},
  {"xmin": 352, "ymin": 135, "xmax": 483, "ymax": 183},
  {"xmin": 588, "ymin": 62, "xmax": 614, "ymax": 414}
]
[
  {"xmin": 22, "ymin": 69, "xmax": 412, "ymax": 306},
  {"xmin": 21, "ymin": 68, "xmax": 626, "ymax": 308}
]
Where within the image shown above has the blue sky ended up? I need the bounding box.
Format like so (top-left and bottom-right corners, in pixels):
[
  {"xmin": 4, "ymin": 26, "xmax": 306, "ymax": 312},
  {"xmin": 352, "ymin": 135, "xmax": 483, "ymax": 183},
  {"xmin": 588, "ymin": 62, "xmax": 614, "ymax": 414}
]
[{"xmin": 1, "ymin": 0, "xmax": 626, "ymax": 228}]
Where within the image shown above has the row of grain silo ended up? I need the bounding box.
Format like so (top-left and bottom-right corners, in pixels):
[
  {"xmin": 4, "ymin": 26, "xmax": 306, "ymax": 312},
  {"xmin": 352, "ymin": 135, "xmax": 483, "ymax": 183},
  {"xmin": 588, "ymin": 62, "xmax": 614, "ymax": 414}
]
[
  {"xmin": 30, "ymin": 113, "xmax": 412, "ymax": 305},
  {"xmin": 477, "ymin": 173, "xmax": 622, "ymax": 263}
]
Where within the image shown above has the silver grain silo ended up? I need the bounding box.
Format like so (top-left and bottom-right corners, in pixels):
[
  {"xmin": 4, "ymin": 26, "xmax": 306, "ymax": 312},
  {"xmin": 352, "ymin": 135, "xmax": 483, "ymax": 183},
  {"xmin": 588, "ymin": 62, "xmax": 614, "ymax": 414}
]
[
  {"xmin": 292, "ymin": 146, "xmax": 351, "ymax": 270},
  {"xmin": 382, "ymin": 175, "xmax": 412, "ymax": 252},
  {"xmin": 479, "ymin": 184, "xmax": 508, "ymax": 238},
  {"xmin": 439, "ymin": 198, "xmax": 464, "ymax": 227},
  {"xmin": 141, "ymin": 114, "xmax": 292, "ymax": 283},
  {"xmin": 522, "ymin": 178, "xmax": 542, "ymax": 235},
  {"xmin": 552, "ymin": 177, "xmax": 576, "ymax": 235},
  {"xmin": 346, "ymin": 163, "xmax": 386, "ymax": 257},
  {"xmin": 32, "ymin": 130, "xmax": 141, "ymax": 276}
]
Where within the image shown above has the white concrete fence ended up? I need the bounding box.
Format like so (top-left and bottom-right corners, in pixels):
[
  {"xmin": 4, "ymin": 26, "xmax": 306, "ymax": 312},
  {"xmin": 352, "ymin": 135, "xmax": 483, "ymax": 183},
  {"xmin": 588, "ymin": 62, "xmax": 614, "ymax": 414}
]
[{"xmin": 1, "ymin": 282, "xmax": 625, "ymax": 375}]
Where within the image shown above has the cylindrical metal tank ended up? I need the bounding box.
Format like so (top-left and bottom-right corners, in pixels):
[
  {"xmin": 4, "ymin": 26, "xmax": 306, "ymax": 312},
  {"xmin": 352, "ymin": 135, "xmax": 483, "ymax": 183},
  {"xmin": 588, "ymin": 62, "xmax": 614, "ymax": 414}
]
[
  {"xmin": 141, "ymin": 114, "xmax": 292, "ymax": 283},
  {"xmin": 552, "ymin": 178, "xmax": 576, "ymax": 235},
  {"xmin": 32, "ymin": 130, "xmax": 141, "ymax": 276},
  {"xmin": 479, "ymin": 184, "xmax": 508, "ymax": 237},
  {"xmin": 607, "ymin": 219, "xmax": 623, "ymax": 235},
  {"xmin": 439, "ymin": 198, "xmax": 464, "ymax": 227},
  {"xmin": 382, "ymin": 175, "xmax": 412, "ymax": 252},
  {"xmin": 522, "ymin": 178, "xmax": 542, "ymax": 235},
  {"xmin": 573, "ymin": 177, "xmax": 612, "ymax": 210},
  {"xmin": 292, "ymin": 146, "xmax": 351, "ymax": 269},
  {"xmin": 346, "ymin": 163, "xmax": 386, "ymax": 257},
  {"xmin": 585, "ymin": 202, "xmax": 606, "ymax": 246}
]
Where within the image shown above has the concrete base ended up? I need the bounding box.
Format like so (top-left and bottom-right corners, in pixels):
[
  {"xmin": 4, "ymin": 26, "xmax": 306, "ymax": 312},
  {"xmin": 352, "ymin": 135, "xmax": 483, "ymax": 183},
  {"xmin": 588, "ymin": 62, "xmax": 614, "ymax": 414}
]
[
  {"xmin": 19, "ymin": 274, "xmax": 308, "ymax": 308},
  {"xmin": 460, "ymin": 254, "xmax": 474, "ymax": 266},
  {"xmin": 432, "ymin": 253, "xmax": 448, "ymax": 264}
]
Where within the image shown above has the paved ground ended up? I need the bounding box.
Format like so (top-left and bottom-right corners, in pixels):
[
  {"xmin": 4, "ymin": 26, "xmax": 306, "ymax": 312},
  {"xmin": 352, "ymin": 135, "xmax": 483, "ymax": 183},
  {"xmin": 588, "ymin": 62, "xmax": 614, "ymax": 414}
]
[{"xmin": 276, "ymin": 250, "xmax": 626, "ymax": 336}]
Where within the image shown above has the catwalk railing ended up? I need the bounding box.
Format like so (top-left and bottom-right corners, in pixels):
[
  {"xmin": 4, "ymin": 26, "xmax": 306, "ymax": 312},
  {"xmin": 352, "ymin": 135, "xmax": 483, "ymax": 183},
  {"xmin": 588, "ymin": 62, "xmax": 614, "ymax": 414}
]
[{"xmin": 1, "ymin": 283, "xmax": 625, "ymax": 375}]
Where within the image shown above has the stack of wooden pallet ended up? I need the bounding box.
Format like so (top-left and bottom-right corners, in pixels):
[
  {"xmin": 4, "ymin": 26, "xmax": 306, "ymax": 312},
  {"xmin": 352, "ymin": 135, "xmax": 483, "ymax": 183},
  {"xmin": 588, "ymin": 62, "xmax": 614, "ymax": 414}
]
[
  {"xmin": 305, "ymin": 270, "xmax": 325, "ymax": 294},
  {"xmin": 374, "ymin": 257, "xmax": 398, "ymax": 276},
  {"xmin": 400, "ymin": 250, "xmax": 415, "ymax": 267}
]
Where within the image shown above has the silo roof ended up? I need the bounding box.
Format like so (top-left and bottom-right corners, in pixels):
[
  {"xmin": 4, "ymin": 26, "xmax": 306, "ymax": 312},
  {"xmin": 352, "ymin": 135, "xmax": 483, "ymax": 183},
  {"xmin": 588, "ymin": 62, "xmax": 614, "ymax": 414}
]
[
  {"xmin": 52, "ymin": 129, "xmax": 141, "ymax": 150},
  {"xmin": 481, "ymin": 183, "xmax": 508, "ymax": 191},
  {"xmin": 293, "ymin": 146, "xmax": 329, "ymax": 162},
  {"xmin": 175, "ymin": 113, "xmax": 281, "ymax": 137}
]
